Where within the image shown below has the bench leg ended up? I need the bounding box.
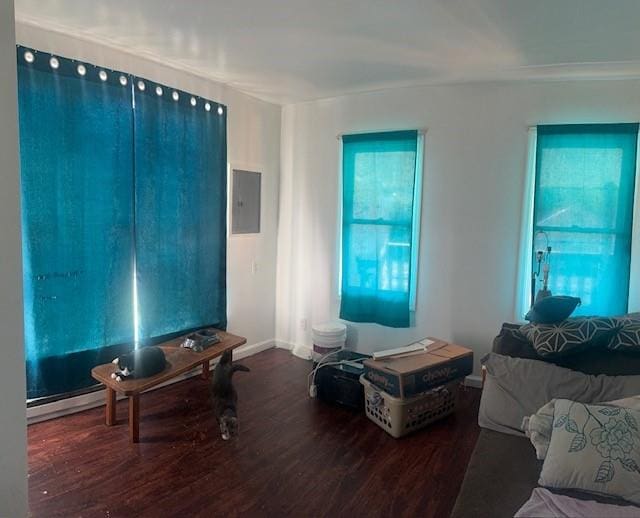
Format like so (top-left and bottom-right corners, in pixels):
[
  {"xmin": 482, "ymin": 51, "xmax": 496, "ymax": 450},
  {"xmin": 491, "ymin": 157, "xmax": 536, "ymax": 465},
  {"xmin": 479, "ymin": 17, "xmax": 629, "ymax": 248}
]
[
  {"xmin": 129, "ymin": 395, "xmax": 140, "ymax": 443},
  {"xmin": 106, "ymin": 387, "xmax": 116, "ymax": 426},
  {"xmin": 201, "ymin": 360, "xmax": 210, "ymax": 380}
]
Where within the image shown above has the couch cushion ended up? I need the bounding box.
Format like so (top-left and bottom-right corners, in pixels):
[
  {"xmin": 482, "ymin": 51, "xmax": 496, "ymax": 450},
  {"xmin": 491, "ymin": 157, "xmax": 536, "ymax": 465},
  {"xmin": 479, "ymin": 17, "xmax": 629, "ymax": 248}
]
[
  {"xmin": 555, "ymin": 348, "xmax": 640, "ymax": 377},
  {"xmin": 478, "ymin": 353, "xmax": 640, "ymax": 436},
  {"xmin": 493, "ymin": 324, "xmax": 540, "ymax": 360},
  {"xmin": 493, "ymin": 322, "xmax": 640, "ymax": 376},
  {"xmin": 450, "ymin": 429, "xmax": 540, "ymax": 518},
  {"xmin": 453, "ymin": 429, "xmax": 639, "ymax": 518}
]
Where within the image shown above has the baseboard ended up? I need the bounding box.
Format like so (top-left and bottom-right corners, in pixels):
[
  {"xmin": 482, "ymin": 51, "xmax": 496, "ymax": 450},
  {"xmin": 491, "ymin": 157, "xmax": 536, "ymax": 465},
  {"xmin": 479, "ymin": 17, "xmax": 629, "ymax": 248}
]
[
  {"xmin": 26, "ymin": 339, "xmax": 276, "ymax": 425},
  {"xmin": 274, "ymin": 339, "xmax": 313, "ymax": 360},
  {"xmin": 274, "ymin": 339, "xmax": 294, "ymax": 349},
  {"xmin": 234, "ymin": 339, "xmax": 276, "ymax": 360},
  {"xmin": 292, "ymin": 343, "xmax": 312, "ymax": 360},
  {"xmin": 464, "ymin": 375, "xmax": 483, "ymax": 389}
]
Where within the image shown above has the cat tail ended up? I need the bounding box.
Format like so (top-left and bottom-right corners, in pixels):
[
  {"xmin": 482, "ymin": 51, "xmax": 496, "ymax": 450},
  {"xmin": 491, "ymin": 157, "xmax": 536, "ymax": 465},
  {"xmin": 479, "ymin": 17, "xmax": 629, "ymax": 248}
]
[{"xmin": 231, "ymin": 364, "xmax": 250, "ymax": 374}]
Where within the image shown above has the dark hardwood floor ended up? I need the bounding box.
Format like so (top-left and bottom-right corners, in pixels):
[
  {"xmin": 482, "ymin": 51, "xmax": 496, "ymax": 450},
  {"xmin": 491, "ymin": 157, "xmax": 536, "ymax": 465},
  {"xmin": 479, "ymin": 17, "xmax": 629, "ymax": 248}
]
[{"xmin": 28, "ymin": 348, "xmax": 481, "ymax": 518}]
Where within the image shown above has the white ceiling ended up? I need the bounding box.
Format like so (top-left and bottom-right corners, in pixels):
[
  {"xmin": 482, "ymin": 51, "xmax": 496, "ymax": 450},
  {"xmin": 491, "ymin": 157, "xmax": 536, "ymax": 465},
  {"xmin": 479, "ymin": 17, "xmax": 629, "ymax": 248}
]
[{"xmin": 14, "ymin": 0, "xmax": 640, "ymax": 104}]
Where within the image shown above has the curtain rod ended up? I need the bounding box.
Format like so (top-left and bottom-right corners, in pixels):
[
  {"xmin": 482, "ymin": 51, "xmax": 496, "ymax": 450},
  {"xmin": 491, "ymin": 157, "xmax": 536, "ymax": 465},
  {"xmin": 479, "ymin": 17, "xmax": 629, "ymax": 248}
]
[
  {"xmin": 336, "ymin": 127, "xmax": 541, "ymax": 139},
  {"xmin": 336, "ymin": 128, "xmax": 427, "ymax": 140}
]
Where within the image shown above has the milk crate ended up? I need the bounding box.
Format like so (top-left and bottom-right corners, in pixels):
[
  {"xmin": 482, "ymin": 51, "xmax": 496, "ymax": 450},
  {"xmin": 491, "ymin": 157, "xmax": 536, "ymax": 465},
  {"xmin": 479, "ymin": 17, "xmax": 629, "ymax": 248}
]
[{"xmin": 360, "ymin": 375, "xmax": 461, "ymax": 438}]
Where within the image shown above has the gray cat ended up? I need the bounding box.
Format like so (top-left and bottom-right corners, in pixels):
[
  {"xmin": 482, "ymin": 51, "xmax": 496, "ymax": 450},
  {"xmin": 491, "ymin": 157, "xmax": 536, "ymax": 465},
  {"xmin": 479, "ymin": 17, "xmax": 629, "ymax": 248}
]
[{"xmin": 211, "ymin": 350, "xmax": 250, "ymax": 440}]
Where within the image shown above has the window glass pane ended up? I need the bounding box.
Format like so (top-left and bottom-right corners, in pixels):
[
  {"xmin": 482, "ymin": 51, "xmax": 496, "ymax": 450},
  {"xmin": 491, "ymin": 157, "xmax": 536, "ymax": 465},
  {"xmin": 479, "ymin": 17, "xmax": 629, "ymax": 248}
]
[
  {"xmin": 352, "ymin": 146, "xmax": 417, "ymax": 223},
  {"xmin": 544, "ymin": 230, "xmax": 630, "ymax": 312},
  {"xmin": 343, "ymin": 223, "xmax": 412, "ymax": 292},
  {"xmin": 537, "ymin": 144, "xmax": 624, "ymax": 230}
]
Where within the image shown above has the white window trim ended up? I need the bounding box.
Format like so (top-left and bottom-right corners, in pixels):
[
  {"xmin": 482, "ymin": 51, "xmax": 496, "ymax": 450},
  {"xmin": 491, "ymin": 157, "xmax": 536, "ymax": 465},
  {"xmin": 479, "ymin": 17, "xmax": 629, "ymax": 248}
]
[
  {"xmin": 628, "ymin": 134, "xmax": 640, "ymax": 312},
  {"xmin": 336, "ymin": 142, "xmax": 344, "ymax": 304},
  {"xmin": 514, "ymin": 127, "xmax": 537, "ymax": 321},
  {"xmin": 409, "ymin": 132, "xmax": 425, "ymax": 311}
]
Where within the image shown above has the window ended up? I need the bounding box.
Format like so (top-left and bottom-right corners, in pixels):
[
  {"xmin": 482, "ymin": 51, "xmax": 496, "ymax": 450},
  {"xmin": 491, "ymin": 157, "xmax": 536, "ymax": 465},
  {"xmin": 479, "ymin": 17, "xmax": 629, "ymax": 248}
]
[
  {"xmin": 17, "ymin": 47, "xmax": 227, "ymax": 399},
  {"xmin": 340, "ymin": 130, "xmax": 423, "ymax": 328},
  {"xmin": 526, "ymin": 123, "xmax": 639, "ymax": 316}
]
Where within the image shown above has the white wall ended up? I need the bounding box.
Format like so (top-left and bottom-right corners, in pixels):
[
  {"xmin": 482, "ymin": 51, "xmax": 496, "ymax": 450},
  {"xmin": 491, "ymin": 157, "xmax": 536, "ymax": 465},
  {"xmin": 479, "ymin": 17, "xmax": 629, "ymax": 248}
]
[
  {"xmin": 16, "ymin": 23, "xmax": 282, "ymax": 351},
  {"xmin": 0, "ymin": 2, "xmax": 28, "ymax": 516},
  {"xmin": 276, "ymin": 79, "xmax": 640, "ymax": 374}
]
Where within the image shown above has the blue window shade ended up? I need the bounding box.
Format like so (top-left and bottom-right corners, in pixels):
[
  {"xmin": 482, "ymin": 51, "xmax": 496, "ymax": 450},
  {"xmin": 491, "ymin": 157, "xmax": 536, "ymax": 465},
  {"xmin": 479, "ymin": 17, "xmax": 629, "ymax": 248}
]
[
  {"xmin": 133, "ymin": 87, "xmax": 227, "ymax": 340},
  {"xmin": 340, "ymin": 130, "xmax": 419, "ymax": 328},
  {"xmin": 533, "ymin": 124, "xmax": 639, "ymax": 316},
  {"xmin": 18, "ymin": 51, "xmax": 135, "ymax": 398}
]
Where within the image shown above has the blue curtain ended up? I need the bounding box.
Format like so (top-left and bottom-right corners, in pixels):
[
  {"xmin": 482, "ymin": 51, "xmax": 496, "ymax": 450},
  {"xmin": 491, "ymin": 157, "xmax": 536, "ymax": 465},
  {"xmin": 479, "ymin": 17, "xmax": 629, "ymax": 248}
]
[
  {"xmin": 133, "ymin": 84, "xmax": 227, "ymax": 341},
  {"xmin": 18, "ymin": 48, "xmax": 228, "ymax": 399},
  {"xmin": 340, "ymin": 130, "xmax": 419, "ymax": 327},
  {"xmin": 18, "ymin": 50, "xmax": 135, "ymax": 398},
  {"xmin": 534, "ymin": 124, "xmax": 638, "ymax": 316}
]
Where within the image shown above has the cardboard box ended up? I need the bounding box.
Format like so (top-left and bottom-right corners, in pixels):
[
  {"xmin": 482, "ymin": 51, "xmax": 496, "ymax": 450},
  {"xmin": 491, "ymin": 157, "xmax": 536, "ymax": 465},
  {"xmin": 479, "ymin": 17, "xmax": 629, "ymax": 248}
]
[{"xmin": 363, "ymin": 339, "xmax": 473, "ymax": 398}]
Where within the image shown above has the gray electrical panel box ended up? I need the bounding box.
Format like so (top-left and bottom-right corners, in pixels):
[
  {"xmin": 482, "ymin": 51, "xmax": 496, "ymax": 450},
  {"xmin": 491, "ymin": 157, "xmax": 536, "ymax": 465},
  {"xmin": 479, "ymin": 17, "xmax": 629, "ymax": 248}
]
[{"xmin": 231, "ymin": 169, "xmax": 261, "ymax": 234}]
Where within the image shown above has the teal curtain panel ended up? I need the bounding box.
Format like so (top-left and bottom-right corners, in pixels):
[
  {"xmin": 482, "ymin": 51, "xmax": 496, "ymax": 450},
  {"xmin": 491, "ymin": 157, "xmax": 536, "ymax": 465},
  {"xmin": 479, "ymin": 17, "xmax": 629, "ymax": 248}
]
[
  {"xmin": 534, "ymin": 123, "xmax": 639, "ymax": 316},
  {"xmin": 18, "ymin": 49, "xmax": 135, "ymax": 398},
  {"xmin": 17, "ymin": 47, "xmax": 228, "ymax": 399},
  {"xmin": 340, "ymin": 130, "xmax": 419, "ymax": 327},
  {"xmin": 133, "ymin": 84, "xmax": 227, "ymax": 340}
]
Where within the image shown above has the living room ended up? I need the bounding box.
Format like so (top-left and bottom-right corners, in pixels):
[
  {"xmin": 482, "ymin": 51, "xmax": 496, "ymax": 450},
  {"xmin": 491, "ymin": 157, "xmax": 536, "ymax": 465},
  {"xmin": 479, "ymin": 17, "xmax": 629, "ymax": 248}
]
[{"xmin": 2, "ymin": 1, "xmax": 640, "ymax": 517}]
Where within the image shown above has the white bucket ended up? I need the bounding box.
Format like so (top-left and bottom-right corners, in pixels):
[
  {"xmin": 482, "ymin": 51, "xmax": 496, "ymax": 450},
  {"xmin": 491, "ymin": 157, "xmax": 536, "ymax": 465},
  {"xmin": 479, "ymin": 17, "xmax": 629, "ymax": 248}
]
[
  {"xmin": 312, "ymin": 322, "xmax": 347, "ymax": 338},
  {"xmin": 312, "ymin": 322, "xmax": 346, "ymax": 361}
]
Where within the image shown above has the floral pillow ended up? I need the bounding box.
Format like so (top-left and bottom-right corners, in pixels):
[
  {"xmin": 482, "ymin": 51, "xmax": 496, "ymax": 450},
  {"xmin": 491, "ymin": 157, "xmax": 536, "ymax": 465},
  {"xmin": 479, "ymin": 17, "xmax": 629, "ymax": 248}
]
[
  {"xmin": 522, "ymin": 396, "xmax": 640, "ymax": 461},
  {"xmin": 539, "ymin": 398, "xmax": 640, "ymax": 504}
]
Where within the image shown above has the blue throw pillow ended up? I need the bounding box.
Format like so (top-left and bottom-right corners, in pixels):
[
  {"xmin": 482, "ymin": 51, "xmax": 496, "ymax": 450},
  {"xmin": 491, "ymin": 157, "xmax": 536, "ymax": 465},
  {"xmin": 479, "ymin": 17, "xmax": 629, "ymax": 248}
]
[{"xmin": 525, "ymin": 296, "xmax": 581, "ymax": 324}]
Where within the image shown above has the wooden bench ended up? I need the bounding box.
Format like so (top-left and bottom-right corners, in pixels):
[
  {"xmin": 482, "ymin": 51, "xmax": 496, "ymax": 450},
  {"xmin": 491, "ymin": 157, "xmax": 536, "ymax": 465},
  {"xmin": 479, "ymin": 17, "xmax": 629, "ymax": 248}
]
[{"xmin": 91, "ymin": 330, "xmax": 246, "ymax": 443}]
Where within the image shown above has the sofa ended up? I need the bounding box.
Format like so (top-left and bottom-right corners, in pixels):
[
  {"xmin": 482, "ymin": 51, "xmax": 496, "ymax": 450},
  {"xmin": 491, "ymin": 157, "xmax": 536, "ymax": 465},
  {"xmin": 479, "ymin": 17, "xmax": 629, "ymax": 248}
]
[{"xmin": 450, "ymin": 323, "xmax": 640, "ymax": 518}]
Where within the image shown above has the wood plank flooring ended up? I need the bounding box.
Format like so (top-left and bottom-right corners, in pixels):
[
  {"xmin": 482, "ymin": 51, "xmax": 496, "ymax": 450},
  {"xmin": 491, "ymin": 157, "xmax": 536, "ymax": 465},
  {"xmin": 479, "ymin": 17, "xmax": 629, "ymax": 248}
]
[{"xmin": 28, "ymin": 348, "xmax": 481, "ymax": 518}]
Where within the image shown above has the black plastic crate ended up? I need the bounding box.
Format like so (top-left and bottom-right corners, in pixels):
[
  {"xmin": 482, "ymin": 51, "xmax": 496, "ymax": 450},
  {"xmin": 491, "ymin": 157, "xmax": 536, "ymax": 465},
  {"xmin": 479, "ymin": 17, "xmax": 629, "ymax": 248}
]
[{"xmin": 314, "ymin": 350, "xmax": 370, "ymax": 411}]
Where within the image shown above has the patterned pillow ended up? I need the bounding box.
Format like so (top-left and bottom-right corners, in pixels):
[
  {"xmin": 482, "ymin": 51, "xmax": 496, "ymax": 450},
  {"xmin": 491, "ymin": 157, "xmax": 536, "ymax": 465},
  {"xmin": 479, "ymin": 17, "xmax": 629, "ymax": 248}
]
[
  {"xmin": 539, "ymin": 399, "xmax": 640, "ymax": 505},
  {"xmin": 520, "ymin": 317, "xmax": 618, "ymax": 358},
  {"xmin": 608, "ymin": 314, "xmax": 640, "ymax": 352}
]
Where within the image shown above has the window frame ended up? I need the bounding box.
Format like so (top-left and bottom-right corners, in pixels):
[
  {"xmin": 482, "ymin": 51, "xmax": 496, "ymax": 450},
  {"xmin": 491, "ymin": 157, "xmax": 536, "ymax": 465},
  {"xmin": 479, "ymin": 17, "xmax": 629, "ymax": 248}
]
[
  {"xmin": 337, "ymin": 130, "xmax": 424, "ymax": 313},
  {"xmin": 516, "ymin": 124, "xmax": 640, "ymax": 320}
]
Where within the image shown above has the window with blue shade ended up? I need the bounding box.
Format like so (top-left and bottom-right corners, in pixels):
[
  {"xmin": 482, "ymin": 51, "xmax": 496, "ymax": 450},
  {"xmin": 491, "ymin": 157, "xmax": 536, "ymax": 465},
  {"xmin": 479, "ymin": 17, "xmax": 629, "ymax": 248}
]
[
  {"xmin": 17, "ymin": 47, "xmax": 227, "ymax": 399},
  {"xmin": 532, "ymin": 123, "xmax": 639, "ymax": 316},
  {"xmin": 340, "ymin": 130, "xmax": 422, "ymax": 328}
]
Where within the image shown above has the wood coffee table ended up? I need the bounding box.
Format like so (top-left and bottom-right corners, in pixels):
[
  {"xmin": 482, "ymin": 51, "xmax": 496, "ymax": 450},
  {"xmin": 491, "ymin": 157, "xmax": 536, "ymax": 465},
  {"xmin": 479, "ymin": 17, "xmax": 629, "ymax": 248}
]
[{"xmin": 91, "ymin": 330, "xmax": 246, "ymax": 443}]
